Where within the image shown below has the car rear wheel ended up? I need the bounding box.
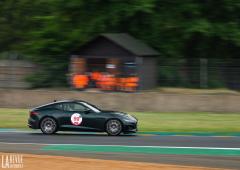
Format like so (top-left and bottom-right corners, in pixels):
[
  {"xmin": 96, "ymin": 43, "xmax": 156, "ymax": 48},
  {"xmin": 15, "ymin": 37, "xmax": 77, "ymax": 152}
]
[
  {"xmin": 106, "ymin": 119, "xmax": 122, "ymax": 136},
  {"xmin": 40, "ymin": 117, "xmax": 57, "ymax": 134}
]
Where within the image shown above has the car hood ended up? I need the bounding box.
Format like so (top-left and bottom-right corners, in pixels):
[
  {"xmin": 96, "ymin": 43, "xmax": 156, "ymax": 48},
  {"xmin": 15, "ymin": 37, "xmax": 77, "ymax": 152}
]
[
  {"xmin": 102, "ymin": 110, "xmax": 127, "ymax": 116},
  {"xmin": 101, "ymin": 111, "xmax": 137, "ymax": 121}
]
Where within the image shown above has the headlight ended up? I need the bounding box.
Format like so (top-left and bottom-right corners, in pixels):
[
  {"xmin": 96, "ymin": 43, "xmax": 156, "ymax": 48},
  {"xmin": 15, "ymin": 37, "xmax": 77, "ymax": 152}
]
[
  {"xmin": 124, "ymin": 114, "xmax": 137, "ymax": 122},
  {"xmin": 123, "ymin": 118, "xmax": 134, "ymax": 122}
]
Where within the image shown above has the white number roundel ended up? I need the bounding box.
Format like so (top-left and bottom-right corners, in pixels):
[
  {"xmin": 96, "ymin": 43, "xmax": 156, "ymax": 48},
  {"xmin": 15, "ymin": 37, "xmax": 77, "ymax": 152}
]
[{"xmin": 71, "ymin": 113, "xmax": 82, "ymax": 126}]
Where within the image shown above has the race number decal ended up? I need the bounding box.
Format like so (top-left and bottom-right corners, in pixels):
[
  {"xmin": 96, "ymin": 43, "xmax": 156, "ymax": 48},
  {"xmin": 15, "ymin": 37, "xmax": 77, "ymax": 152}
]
[{"xmin": 71, "ymin": 113, "xmax": 82, "ymax": 126}]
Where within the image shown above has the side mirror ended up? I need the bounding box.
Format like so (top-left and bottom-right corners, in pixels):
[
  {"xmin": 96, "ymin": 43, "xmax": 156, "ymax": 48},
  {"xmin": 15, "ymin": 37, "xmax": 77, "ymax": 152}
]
[{"xmin": 84, "ymin": 109, "xmax": 91, "ymax": 114}]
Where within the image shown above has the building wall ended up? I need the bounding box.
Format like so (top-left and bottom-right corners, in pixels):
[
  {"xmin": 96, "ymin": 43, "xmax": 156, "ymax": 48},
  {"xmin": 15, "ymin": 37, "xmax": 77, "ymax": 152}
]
[
  {"xmin": 0, "ymin": 89, "xmax": 239, "ymax": 112},
  {"xmin": 0, "ymin": 60, "xmax": 35, "ymax": 88},
  {"xmin": 137, "ymin": 57, "xmax": 157, "ymax": 90}
]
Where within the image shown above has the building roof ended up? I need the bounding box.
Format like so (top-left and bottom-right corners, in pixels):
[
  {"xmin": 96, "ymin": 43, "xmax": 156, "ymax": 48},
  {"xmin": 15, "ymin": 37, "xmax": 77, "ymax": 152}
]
[{"xmin": 100, "ymin": 33, "xmax": 159, "ymax": 56}]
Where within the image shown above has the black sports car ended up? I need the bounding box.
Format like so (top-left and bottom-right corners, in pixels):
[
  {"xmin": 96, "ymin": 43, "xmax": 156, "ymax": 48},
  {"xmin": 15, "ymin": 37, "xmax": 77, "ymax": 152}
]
[{"xmin": 28, "ymin": 100, "xmax": 138, "ymax": 136}]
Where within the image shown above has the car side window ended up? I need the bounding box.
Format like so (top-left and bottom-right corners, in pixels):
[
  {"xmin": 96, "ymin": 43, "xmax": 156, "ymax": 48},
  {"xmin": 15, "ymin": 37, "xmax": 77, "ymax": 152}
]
[
  {"xmin": 53, "ymin": 103, "xmax": 63, "ymax": 110},
  {"xmin": 62, "ymin": 103, "xmax": 87, "ymax": 112},
  {"xmin": 43, "ymin": 103, "xmax": 63, "ymax": 110}
]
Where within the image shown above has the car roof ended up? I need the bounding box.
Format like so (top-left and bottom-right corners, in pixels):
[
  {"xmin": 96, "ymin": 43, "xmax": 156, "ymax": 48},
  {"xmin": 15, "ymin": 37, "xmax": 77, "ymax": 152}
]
[
  {"xmin": 32, "ymin": 100, "xmax": 87, "ymax": 110},
  {"xmin": 53, "ymin": 99, "xmax": 85, "ymax": 103}
]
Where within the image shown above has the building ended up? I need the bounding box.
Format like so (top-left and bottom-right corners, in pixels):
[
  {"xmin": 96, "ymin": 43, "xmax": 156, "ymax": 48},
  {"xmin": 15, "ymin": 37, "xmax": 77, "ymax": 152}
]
[{"xmin": 70, "ymin": 33, "xmax": 159, "ymax": 90}]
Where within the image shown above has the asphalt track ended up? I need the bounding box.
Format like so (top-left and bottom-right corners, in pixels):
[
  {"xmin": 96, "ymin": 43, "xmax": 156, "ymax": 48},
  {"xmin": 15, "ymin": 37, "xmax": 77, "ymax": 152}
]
[{"xmin": 0, "ymin": 130, "xmax": 240, "ymax": 169}]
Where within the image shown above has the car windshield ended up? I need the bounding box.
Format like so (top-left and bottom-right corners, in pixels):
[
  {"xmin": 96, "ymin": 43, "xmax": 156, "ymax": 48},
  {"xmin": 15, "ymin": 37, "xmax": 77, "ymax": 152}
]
[{"xmin": 79, "ymin": 102, "xmax": 101, "ymax": 113}]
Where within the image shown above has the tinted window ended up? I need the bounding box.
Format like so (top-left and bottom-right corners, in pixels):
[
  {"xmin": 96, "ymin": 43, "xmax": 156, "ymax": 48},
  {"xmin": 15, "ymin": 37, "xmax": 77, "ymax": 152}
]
[
  {"xmin": 79, "ymin": 102, "xmax": 101, "ymax": 113},
  {"xmin": 53, "ymin": 104, "xmax": 63, "ymax": 110},
  {"xmin": 62, "ymin": 103, "xmax": 87, "ymax": 112},
  {"xmin": 42, "ymin": 103, "xmax": 63, "ymax": 110}
]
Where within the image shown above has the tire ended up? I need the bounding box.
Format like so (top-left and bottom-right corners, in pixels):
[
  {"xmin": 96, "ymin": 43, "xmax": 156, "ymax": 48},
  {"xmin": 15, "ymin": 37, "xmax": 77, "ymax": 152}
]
[
  {"xmin": 40, "ymin": 117, "xmax": 58, "ymax": 134},
  {"xmin": 106, "ymin": 119, "xmax": 122, "ymax": 136}
]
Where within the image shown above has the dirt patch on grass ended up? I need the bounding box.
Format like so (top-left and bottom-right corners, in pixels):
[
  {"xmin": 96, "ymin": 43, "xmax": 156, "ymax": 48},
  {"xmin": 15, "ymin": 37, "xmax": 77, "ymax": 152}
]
[{"xmin": 0, "ymin": 152, "xmax": 225, "ymax": 170}]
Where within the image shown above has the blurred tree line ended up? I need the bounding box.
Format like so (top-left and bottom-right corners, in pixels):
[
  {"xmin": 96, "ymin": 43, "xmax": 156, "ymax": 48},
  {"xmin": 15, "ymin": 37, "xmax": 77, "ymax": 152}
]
[{"xmin": 0, "ymin": 0, "xmax": 240, "ymax": 88}]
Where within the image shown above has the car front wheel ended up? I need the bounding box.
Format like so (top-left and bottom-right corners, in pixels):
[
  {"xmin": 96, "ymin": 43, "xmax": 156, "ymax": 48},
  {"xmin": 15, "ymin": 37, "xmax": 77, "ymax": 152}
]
[
  {"xmin": 40, "ymin": 117, "xmax": 58, "ymax": 134},
  {"xmin": 106, "ymin": 119, "xmax": 122, "ymax": 136}
]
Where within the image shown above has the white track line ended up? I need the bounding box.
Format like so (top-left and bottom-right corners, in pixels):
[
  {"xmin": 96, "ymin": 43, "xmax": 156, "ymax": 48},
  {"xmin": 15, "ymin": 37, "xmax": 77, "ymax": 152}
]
[
  {"xmin": 0, "ymin": 142, "xmax": 240, "ymax": 150},
  {"xmin": 0, "ymin": 131, "xmax": 236, "ymax": 139}
]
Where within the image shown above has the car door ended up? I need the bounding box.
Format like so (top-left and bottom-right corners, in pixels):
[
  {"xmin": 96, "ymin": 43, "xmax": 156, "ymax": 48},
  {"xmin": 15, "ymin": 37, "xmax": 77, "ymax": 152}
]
[
  {"xmin": 60, "ymin": 102, "xmax": 106, "ymax": 131},
  {"xmin": 58, "ymin": 102, "xmax": 85, "ymax": 130},
  {"xmin": 82, "ymin": 109, "xmax": 106, "ymax": 131}
]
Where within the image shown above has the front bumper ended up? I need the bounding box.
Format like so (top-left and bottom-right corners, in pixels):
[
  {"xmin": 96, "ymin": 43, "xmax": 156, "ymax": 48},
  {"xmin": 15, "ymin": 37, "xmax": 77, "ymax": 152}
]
[{"xmin": 123, "ymin": 121, "xmax": 138, "ymax": 133}]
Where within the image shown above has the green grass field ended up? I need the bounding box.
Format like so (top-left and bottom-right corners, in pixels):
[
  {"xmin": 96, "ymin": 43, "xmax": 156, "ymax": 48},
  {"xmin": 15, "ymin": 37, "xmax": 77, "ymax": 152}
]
[{"xmin": 0, "ymin": 108, "xmax": 240, "ymax": 133}]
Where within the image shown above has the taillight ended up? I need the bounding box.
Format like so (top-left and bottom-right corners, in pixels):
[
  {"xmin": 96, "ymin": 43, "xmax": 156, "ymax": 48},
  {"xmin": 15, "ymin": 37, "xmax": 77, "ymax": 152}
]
[{"xmin": 29, "ymin": 111, "xmax": 38, "ymax": 116}]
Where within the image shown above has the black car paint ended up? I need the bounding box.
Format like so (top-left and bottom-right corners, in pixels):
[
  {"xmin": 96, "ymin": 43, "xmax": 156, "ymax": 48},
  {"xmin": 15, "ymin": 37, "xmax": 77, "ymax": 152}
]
[{"xmin": 28, "ymin": 100, "xmax": 137, "ymax": 133}]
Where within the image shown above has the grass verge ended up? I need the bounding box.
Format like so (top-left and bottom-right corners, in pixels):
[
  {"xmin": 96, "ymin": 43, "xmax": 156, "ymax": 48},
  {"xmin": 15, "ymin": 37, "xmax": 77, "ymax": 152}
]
[
  {"xmin": 0, "ymin": 108, "xmax": 240, "ymax": 133},
  {"xmin": 131, "ymin": 112, "xmax": 240, "ymax": 133}
]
